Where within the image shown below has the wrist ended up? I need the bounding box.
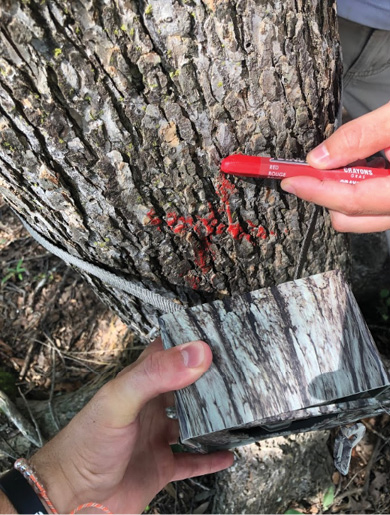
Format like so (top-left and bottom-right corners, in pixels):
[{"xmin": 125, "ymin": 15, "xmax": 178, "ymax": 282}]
[{"xmin": 30, "ymin": 449, "xmax": 83, "ymax": 514}]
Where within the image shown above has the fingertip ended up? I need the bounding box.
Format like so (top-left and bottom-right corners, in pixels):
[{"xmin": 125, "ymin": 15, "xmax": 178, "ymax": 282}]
[
  {"xmin": 219, "ymin": 450, "xmax": 235, "ymax": 468},
  {"xmin": 195, "ymin": 340, "xmax": 213, "ymax": 368},
  {"xmin": 171, "ymin": 450, "xmax": 235, "ymax": 481},
  {"xmin": 281, "ymin": 176, "xmax": 323, "ymax": 199},
  {"xmin": 207, "ymin": 450, "xmax": 235, "ymax": 473},
  {"xmin": 281, "ymin": 179, "xmax": 297, "ymax": 195},
  {"xmin": 306, "ymin": 142, "xmax": 332, "ymax": 168},
  {"xmin": 329, "ymin": 211, "xmax": 349, "ymax": 233},
  {"xmin": 150, "ymin": 335, "xmax": 163, "ymax": 348},
  {"xmin": 179, "ymin": 340, "xmax": 212, "ymax": 370}
]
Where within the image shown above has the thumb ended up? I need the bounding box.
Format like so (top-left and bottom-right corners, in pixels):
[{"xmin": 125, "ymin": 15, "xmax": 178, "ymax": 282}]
[{"xmin": 93, "ymin": 340, "xmax": 212, "ymax": 428}]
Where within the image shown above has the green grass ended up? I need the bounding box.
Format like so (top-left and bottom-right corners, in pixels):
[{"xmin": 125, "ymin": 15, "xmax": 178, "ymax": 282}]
[{"xmin": 1, "ymin": 258, "xmax": 26, "ymax": 284}]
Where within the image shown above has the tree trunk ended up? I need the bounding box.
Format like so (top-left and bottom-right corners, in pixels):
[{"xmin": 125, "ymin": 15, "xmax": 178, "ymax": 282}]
[
  {"xmin": 0, "ymin": 0, "xmax": 348, "ymax": 511},
  {"xmin": 214, "ymin": 431, "xmax": 334, "ymax": 514},
  {"xmin": 0, "ymin": 0, "xmax": 347, "ymax": 336}
]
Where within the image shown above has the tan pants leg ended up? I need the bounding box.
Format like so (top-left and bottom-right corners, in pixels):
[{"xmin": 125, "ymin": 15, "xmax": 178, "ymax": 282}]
[
  {"xmin": 338, "ymin": 18, "xmax": 390, "ymax": 257},
  {"xmin": 339, "ymin": 16, "xmax": 390, "ymax": 118}
]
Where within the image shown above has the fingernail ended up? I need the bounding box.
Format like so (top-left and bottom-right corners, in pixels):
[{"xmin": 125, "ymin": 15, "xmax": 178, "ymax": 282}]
[
  {"xmin": 281, "ymin": 180, "xmax": 296, "ymax": 195},
  {"xmin": 180, "ymin": 341, "xmax": 205, "ymax": 368},
  {"xmin": 307, "ymin": 142, "xmax": 330, "ymax": 165}
]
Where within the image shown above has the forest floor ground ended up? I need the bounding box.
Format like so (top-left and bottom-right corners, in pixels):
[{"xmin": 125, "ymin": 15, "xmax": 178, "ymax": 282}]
[{"xmin": 1, "ymin": 197, "xmax": 390, "ymax": 514}]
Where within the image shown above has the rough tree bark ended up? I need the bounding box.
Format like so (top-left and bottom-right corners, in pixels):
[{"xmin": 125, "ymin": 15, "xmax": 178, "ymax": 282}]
[
  {"xmin": 0, "ymin": 0, "xmax": 347, "ymax": 334},
  {"xmin": 0, "ymin": 0, "xmax": 348, "ymax": 511}
]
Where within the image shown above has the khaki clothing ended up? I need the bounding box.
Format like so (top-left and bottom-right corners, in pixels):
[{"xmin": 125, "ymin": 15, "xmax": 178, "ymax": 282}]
[{"xmin": 339, "ymin": 16, "xmax": 390, "ymax": 118}]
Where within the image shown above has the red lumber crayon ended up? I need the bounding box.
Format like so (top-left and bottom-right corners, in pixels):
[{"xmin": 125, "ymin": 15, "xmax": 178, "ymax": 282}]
[{"xmin": 220, "ymin": 154, "xmax": 390, "ymax": 184}]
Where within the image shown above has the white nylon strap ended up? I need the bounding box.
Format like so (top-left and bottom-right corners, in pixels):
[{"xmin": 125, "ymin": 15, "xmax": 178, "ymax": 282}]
[{"xmin": 19, "ymin": 217, "xmax": 183, "ymax": 314}]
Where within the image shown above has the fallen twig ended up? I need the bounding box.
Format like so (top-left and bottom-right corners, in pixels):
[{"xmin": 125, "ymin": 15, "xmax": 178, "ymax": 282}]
[
  {"xmin": 0, "ymin": 390, "xmax": 41, "ymax": 448},
  {"xmin": 332, "ymin": 487, "xmax": 364, "ymax": 506},
  {"xmin": 19, "ymin": 340, "xmax": 36, "ymax": 381},
  {"xmin": 363, "ymin": 437, "xmax": 381, "ymax": 495},
  {"xmin": 17, "ymin": 387, "xmax": 43, "ymax": 448},
  {"xmin": 48, "ymin": 345, "xmax": 60, "ymax": 432},
  {"xmin": 0, "ymin": 434, "xmax": 17, "ymax": 460}
]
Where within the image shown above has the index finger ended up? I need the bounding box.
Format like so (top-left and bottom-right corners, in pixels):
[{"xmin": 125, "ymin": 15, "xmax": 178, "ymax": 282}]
[
  {"xmin": 281, "ymin": 175, "xmax": 390, "ymax": 216},
  {"xmin": 307, "ymin": 103, "xmax": 390, "ymax": 169}
]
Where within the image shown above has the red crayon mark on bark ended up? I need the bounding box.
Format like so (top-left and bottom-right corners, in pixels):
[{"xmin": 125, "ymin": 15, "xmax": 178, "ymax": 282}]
[
  {"xmin": 166, "ymin": 212, "xmax": 178, "ymax": 227},
  {"xmin": 216, "ymin": 174, "xmax": 236, "ymax": 203},
  {"xmin": 216, "ymin": 174, "xmax": 247, "ymax": 240},
  {"xmin": 227, "ymin": 223, "xmax": 243, "ymax": 239},
  {"xmin": 245, "ymin": 220, "xmax": 268, "ymax": 241},
  {"xmin": 256, "ymin": 226, "xmax": 267, "ymax": 239},
  {"xmin": 146, "ymin": 175, "xmax": 275, "ymax": 282},
  {"xmin": 171, "ymin": 216, "xmax": 194, "ymax": 234},
  {"xmin": 194, "ymin": 245, "xmax": 210, "ymax": 273},
  {"xmin": 196, "ymin": 206, "xmax": 216, "ymax": 237},
  {"xmin": 216, "ymin": 223, "xmax": 226, "ymax": 234},
  {"xmin": 195, "ymin": 218, "xmax": 214, "ymax": 236},
  {"xmin": 165, "ymin": 210, "xmax": 215, "ymax": 273},
  {"xmin": 146, "ymin": 209, "xmax": 162, "ymax": 231},
  {"xmin": 173, "ymin": 223, "xmax": 185, "ymax": 234},
  {"xmin": 184, "ymin": 274, "xmax": 201, "ymax": 290}
]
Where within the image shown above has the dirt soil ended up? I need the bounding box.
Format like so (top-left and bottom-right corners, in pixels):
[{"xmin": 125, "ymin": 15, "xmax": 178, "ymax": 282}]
[{"xmin": 1, "ymin": 198, "xmax": 390, "ymax": 514}]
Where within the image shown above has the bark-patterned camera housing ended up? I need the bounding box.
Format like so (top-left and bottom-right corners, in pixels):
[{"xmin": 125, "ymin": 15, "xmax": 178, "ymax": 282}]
[{"xmin": 160, "ymin": 271, "xmax": 390, "ymax": 452}]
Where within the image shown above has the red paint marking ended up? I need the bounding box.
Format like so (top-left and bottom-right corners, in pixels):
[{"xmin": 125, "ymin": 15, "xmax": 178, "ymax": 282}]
[
  {"xmin": 245, "ymin": 219, "xmax": 270, "ymax": 241},
  {"xmin": 195, "ymin": 218, "xmax": 214, "ymax": 236},
  {"xmin": 173, "ymin": 223, "xmax": 185, "ymax": 234},
  {"xmin": 171, "ymin": 216, "xmax": 194, "ymax": 234},
  {"xmin": 216, "ymin": 174, "xmax": 236, "ymax": 203},
  {"xmin": 146, "ymin": 209, "xmax": 162, "ymax": 231},
  {"xmin": 195, "ymin": 203, "xmax": 219, "ymax": 237},
  {"xmin": 184, "ymin": 274, "xmax": 201, "ymax": 290},
  {"xmin": 228, "ymin": 223, "xmax": 243, "ymax": 239},
  {"xmin": 194, "ymin": 246, "xmax": 210, "ymax": 273},
  {"xmin": 166, "ymin": 212, "xmax": 178, "ymax": 227},
  {"xmin": 216, "ymin": 223, "xmax": 226, "ymax": 234},
  {"xmin": 206, "ymin": 202, "xmax": 216, "ymax": 218},
  {"xmin": 218, "ymin": 181, "xmax": 246, "ymax": 240},
  {"xmin": 146, "ymin": 174, "xmax": 275, "ymax": 280}
]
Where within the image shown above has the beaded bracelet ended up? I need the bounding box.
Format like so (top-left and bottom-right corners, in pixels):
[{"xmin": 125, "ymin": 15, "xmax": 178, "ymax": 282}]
[
  {"xmin": 15, "ymin": 458, "xmax": 58, "ymax": 514},
  {"xmin": 71, "ymin": 502, "xmax": 113, "ymax": 514},
  {"xmin": 14, "ymin": 459, "xmax": 112, "ymax": 515}
]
